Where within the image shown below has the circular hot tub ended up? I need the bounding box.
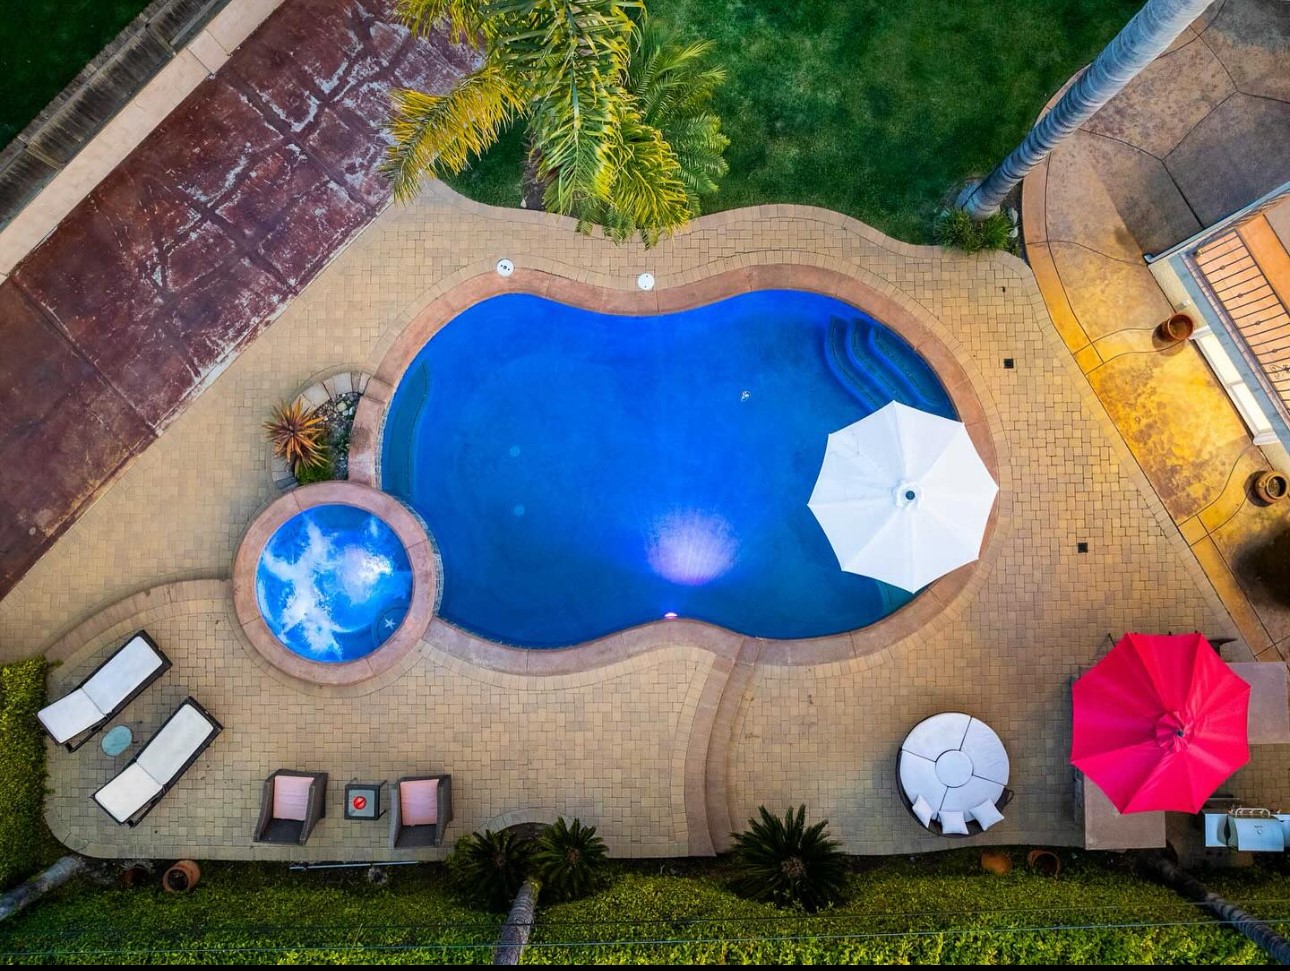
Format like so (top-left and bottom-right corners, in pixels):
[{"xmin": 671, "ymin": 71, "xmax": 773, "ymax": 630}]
[{"xmin": 233, "ymin": 482, "xmax": 438, "ymax": 684}]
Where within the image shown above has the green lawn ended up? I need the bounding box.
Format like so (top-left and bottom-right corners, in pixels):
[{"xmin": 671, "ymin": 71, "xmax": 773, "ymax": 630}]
[
  {"xmin": 0, "ymin": 863, "xmax": 501, "ymax": 964},
  {"xmin": 527, "ymin": 853, "xmax": 1269, "ymax": 964},
  {"xmin": 448, "ymin": 0, "xmax": 1144, "ymax": 244},
  {"xmin": 2, "ymin": 852, "xmax": 1279, "ymax": 964},
  {"xmin": 0, "ymin": 1, "xmax": 151, "ymax": 148}
]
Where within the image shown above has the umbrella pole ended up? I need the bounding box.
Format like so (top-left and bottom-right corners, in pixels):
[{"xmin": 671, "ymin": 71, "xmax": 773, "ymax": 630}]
[{"xmin": 1136, "ymin": 852, "xmax": 1290, "ymax": 964}]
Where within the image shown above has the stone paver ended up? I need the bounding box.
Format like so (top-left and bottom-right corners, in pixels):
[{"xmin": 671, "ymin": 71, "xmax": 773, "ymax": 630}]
[
  {"xmin": 1023, "ymin": 0, "xmax": 1290, "ymax": 660},
  {"xmin": 0, "ymin": 0, "xmax": 469, "ymax": 595},
  {"xmin": 5, "ymin": 181, "xmax": 1257, "ymax": 858}
]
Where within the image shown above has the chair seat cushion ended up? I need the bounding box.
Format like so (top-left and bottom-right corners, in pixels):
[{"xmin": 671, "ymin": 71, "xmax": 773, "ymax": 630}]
[
  {"xmin": 911, "ymin": 795, "xmax": 935, "ymax": 828},
  {"xmin": 401, "ymin": 779, "xmax": 439, "ymax": 826},
  {"xmin": 95, "ymin": 763, "xmax": 164, "ymax": 823},
  {"xmin": 136, "ymin": 704, "xmax": 217, "ymax": 783},
  {"xmin": 82, "ymin": 635, "xmax": 164, "ymax": 713},
  {"xmin": 38, "ymin": 689, "xmax": 104, "ymax": 744},
  {"xmin": 272, "ymin": 774, "xmax": 315, "ymax": 821},
  {"xmin": 939, "ymin": 810, "xmax": 969, "ymax": 835}
]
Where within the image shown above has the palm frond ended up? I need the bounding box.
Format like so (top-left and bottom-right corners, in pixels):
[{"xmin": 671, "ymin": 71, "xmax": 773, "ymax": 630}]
[
  {"xmin": 383, "ymin": 61, "xmax": 522, "ymax": 201},
  {"xmin": 396, "ymin": 0, "xmax": 492, "ymax": 42}
]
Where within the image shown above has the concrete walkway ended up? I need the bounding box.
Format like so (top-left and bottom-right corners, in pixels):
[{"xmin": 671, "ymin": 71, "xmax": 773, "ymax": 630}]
[
  {"xmin": 1024, "ymin": 0, "xmax": 1290, "ymax": 659},
  {"xmin": 0, "ymin": 0, "xmax": 469, "ymax": 595}
]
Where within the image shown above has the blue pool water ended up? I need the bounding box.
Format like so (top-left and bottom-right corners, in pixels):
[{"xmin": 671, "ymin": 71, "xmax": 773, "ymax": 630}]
[
  {"xmin": 383, "ymin": 290, "xmax": 955, "ymax": 648},
  {"xmin": 255, "ymin": 504, "xmax": 413, "ymax": 661}
]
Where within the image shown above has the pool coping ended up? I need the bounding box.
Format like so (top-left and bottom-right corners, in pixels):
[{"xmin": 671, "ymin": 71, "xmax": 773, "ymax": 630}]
[
  {"xmin": 347, "ymin": 263, "xmax": 1002, "ymax": 673},
  {"xmin": 230, "ymin": 480, "xmax": 440, "ymax": 685}
]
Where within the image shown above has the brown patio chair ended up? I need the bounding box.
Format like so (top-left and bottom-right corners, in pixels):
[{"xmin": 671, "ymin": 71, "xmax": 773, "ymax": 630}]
[
  {"xmin": 389, "ymin": 774, "xmax": 452, "ymax": 848},
  {"xmin": 254, "ymin": 770, "xmax": 328, "ymax": 844}
]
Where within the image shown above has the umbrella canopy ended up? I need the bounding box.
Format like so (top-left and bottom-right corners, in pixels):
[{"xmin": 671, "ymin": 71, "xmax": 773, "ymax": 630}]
[
  {"xmin": 807, "ymin": 402, "xmax": 998, "ymax": 592},
  {"xmin": 1071, "ymin": 632, "xmax": 1251, "ymax": 814}
]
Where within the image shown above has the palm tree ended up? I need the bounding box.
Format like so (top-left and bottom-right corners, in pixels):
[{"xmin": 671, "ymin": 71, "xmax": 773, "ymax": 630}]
[
  {"xmin": 1137, "ymin": 852, "xmax": 1290, "ymax": 963},
  {"xmin": 960, "ymin": 0, "xmax": 1215, "ymax": 219},
  {"xmin": 384, "ymin": 1, "xmax": 727, "ymax": 246},
  {"xmin": 730, "ymin": 805, "xmax": 850, "ymax": 912}
]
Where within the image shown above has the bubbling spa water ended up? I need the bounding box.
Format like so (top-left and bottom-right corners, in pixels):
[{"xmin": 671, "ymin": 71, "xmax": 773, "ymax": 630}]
[{"xmin": 254, "ymin": 504, "xmax": 413, "ymax": 662}]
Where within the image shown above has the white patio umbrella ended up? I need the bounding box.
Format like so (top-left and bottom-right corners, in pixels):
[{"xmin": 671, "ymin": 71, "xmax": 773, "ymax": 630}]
[{"xmin": 807, "ymin": 402, "xmax": 998, "ymax": 592}]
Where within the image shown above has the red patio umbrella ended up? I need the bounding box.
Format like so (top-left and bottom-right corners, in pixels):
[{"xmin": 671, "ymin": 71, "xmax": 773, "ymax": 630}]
[{"xmin": 1071, "ymin": 632, "xmax": 1250, "ymax": 814}]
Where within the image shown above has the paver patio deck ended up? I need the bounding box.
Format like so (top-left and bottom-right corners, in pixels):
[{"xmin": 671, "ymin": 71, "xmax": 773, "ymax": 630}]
[
  {"xmin": 1023, "ymin": 0, "xmax": 1290, "ymax": 660},
  {"xmin": 6, "ymin": 181, "xmax": 1278, "ymax": 859},
  {"xmin": 4, "ymin": 0, "xmax": 1290, "ymax": 863}
]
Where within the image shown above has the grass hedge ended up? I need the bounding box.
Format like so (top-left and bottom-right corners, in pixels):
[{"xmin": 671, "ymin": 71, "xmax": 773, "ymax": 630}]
[
  {"xmin": 0, "ymin": 863, "xmax": 501, "ymax": 965},
  {"xmin": 0, "ymin": 657, "xmax": 54, "ymax": 890},
  {"xmin": 524, "ymin": 852, "xmax": 1266, "ymax": 964}
]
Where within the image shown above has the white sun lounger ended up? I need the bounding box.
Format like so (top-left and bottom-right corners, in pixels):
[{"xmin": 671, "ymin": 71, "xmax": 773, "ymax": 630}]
[
  {"xmin": 38, "ymin": 632, "xmax": 170, "ymax": 750},
  {"xmin": 93, "ymin": 698, "xmax": 222, "ymax": 826}
]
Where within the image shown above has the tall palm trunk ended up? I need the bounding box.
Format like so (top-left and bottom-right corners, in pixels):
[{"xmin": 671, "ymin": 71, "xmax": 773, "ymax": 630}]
[
  {"xmin": 493, "ymin": 875, "xmax": 541, "ymax": 965},
  {"xmin": 1137, "ymin": 852, "xmax": 1290, "ymax": 964},
  {"xmin": 960, "ymin": 0, "xmax": 1214, "ymax": 219},
  {"xmin": 0, "ymin": 856, "xmax": 86, "ymax": 923}
]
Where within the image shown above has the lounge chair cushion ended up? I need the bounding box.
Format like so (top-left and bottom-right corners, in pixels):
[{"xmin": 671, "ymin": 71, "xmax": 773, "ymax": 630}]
[
  {"xmin": 970, "ymin": 799, "xmax": 1005, "ymax": 831},
  {"xmin": 939, "ymin": 810, "xmax": 969, "ymax": 835},
  {"xmin": 272, "ymin": 775, "xmax": 314, "ymax": 821},
  {"xmin": 911, "ymin": 795, "xmax": 935, "ymax": 828},
  {"xmin": 898, "ymin": 752, "xmax": 947, "ymax": 813},
  {"xmin": 136, "ymin": 704, "xmax": 218, "ymax": 784},
  {"xmin": 81, "ymin": 636, "xmax": 165, "ymax": 713},
  {"xmin": 95, "ymin": 764, "xmax": 164, "ymax": 824},
  {"xmin": 37, "ymin": 689, "xmax": 104, "ymax": 745},
  {"xmin": 401, "ymin": 779, "xmax": 439, "ymax": 826}
]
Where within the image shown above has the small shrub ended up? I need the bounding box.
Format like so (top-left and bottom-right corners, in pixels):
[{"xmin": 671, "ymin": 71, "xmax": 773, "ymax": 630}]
[
  {"xmin": 533, "ymin": 817, "xmax": 608, "ymax": 902},
  {"xmin": 0, "ymin": 657, "xmax": 50, "ymax": 889},
  {"xmin": 730, "ymin": 805, "xmax": 848, "ymax": 911},
  {"xmin": 934, "ymin": 207, "xmax": 1014, "ymax": 253},
  {"xmin": 448, "ymin": 828, "xmax": 532, "ymax": 911},
  {"xmin": 294, "ymin": 449, "xmax": 335, "ymax": 485},
  {"xmin": 264, "ymin": 400, "xmax": 326, "ymax": 471}
]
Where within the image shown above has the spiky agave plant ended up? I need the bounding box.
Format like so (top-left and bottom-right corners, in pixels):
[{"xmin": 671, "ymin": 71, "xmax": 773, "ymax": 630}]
[
  {"xmin": 730, "ymin": 805, "xmax": 849, "ymax": 911},
  {"xmin": 531, "ymin": 817, "xmax": 608, "ymax": 901},
  {"xmin": 263, "ymin": 400, "xmax": 326, "ymax": 472},
  {"xmin": 448, "ymin": 828, "xmax": 532, "ymax": 911}
]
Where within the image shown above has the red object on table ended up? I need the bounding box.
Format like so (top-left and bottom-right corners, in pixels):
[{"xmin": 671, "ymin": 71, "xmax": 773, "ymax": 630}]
[{"xmin": 1071, "ymin": 632, "xmax": 1250, "ymax": 813}]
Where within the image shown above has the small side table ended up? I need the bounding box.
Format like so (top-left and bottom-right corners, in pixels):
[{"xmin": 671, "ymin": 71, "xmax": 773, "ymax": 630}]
[
  {"xmin": 101, "ymin": 725, "xmax": 133, "ymax": 757},
  {"xmin": 344, "ymin": 781, "xmax": 386, "ymax": 821}
]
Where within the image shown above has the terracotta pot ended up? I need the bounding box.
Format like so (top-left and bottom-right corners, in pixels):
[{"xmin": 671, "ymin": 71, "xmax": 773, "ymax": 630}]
[
  {"xmin": 1026, "ymin": 849, "xmax": 1061, "ymax": 878},
  {"xmin": 120, "ymin": 865, "xmax": 149, "ymax": 889},
  {"xmin": 1158, "ymin": 313, "xmax": 1195, "ymax": 344},
  {"xmin": 980, "ymin": 849, "xmax": 1012, "ymax": 875},
  {"xmin": 163, "ymin": 860, "xmax": 201, "ymax": 893},
  {"xmin": 1254, "ymin": 471, "xmax": 1288, "ymax": 504}
]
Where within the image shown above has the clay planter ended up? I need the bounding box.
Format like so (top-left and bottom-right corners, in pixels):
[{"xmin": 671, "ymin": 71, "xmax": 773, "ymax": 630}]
[
  {"xmin": 1253, "ymin": 470, "xmax": 1288, "ymax": 504},
  {"xmin": 980, "ymin": 849, "xmax": 1012, "ymax": 875},
  {"xmin": 120, "ymin": 865, "xmax": 149, "ymax": 889},
  {"xmin": 1026, "ymin": 849, "xmax": 1061, "ymax": 878},
  {"xmin": 163, "ymin": 860, "xmax": 201, "ymax": 893},
  {"xmin": 1158, "ymin": 313, "xmax": 1195, "ymax": 345}
]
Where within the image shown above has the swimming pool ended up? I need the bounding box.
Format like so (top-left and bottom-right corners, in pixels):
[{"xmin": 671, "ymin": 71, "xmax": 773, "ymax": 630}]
[
  {"xmin": 382, "ymin": 290, "xmax": 956, "ymax": 648},
  {"xmin": 255, "ymin": 503, "xmax": 413, "ymax": 662}
]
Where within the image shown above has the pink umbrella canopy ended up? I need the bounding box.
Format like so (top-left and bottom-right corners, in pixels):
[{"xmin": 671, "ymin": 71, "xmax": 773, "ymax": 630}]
[{"xmin": 1071, "ymin": 632, "xmax": 1251, "ymax": 814}]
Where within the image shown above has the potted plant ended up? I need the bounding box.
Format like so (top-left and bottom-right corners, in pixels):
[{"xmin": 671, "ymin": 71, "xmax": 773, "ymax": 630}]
[
  {"xmin": 163, "ymin": 859, "xmax": 201, "ymax": 892},
  {"xmin": 1158, "ymin": 313, "xmax": 1195, "ymax": 345},
  {"xmin": 1253, "ymin": 470, "xmax": 1288, "ymax": 504}
]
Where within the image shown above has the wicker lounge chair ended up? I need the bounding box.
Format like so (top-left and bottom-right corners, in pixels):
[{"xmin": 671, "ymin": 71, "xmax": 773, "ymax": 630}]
[
  {"xmin": 93, "ymin": 697, "xmax": 222, "ymax": 825},
  {"xmin": 254, "ymin": 770, "xmax": 328, "ymax": 844},
  {"xmin": 389, "ymin": 775, "xmax": 452, "ymax": 848},
  {"xmin": 38, "ymin": 631, "xmax": 170, "ymax": 751}
]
